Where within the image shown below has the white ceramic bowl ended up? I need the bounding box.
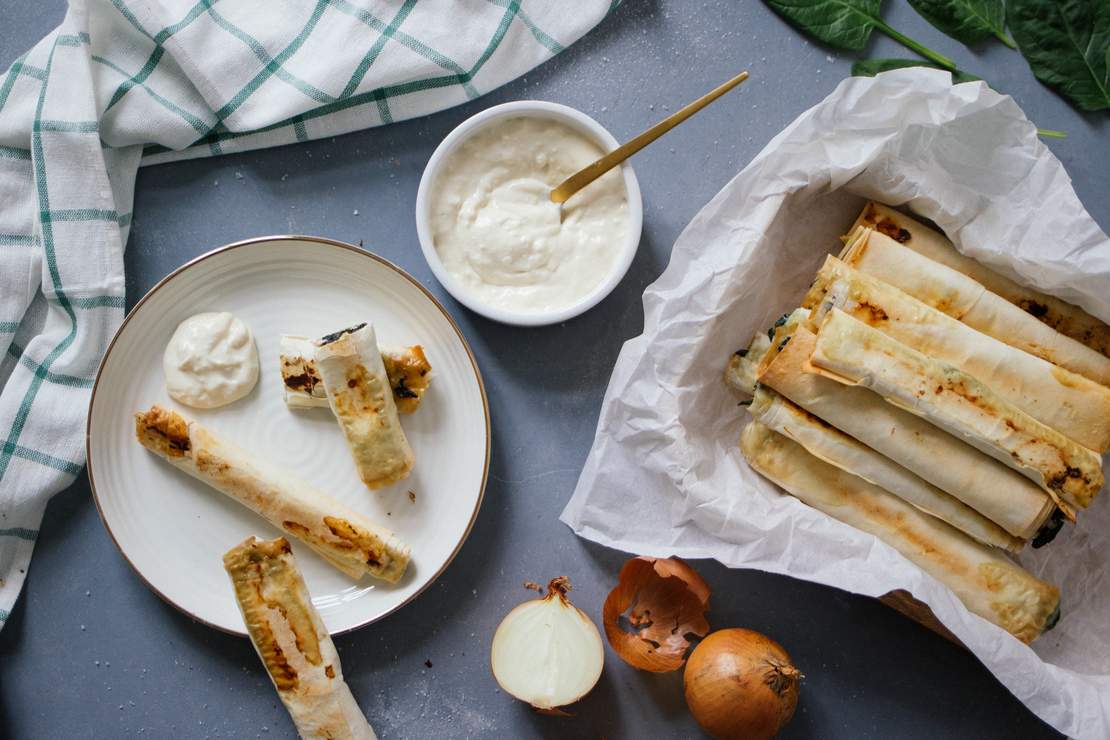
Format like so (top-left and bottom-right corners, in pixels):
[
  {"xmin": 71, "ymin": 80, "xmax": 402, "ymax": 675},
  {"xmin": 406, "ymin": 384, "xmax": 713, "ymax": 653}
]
[{"xmin": 415, "ymin": 101, "xmax": 643, "ymax": 327}]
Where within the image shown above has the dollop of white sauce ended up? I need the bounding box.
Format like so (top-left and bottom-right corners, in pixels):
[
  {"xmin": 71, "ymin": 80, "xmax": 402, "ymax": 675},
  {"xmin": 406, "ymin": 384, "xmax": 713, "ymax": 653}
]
[
  {"xmin": 163, "ymin": 312, "xmax": 259, "ymax": 408},
  {"xmin": 429, "ymin": 116, "xmax": 629, "ymax": 314}
]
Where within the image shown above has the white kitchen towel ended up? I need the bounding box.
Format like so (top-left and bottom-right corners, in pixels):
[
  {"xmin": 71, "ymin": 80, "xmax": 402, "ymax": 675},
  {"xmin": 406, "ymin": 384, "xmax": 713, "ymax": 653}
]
[{"xmin": 0, "ymin": 0, "xmax": 616, "ymax": 629}]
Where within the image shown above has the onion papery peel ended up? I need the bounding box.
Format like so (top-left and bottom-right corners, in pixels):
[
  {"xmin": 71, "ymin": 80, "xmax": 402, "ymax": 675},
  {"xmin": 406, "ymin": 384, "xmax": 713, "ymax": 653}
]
[{"xmin": 603, "ymin": 557, "xmax": 711, "ymax": 672}]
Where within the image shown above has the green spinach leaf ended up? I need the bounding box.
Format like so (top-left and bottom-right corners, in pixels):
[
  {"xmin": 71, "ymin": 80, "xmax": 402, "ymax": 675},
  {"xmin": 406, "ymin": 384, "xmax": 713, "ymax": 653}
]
[
  {"xmin": 907, "ymin": 0, "xmax": 1015, "ymax": 48},
  {"xmin": 1008, "ymin": 0, "xmax": 1110, "ymax": 111},
  {"xmin": 764, "ymin": 0, "xmax": 879, "ymax": 50},
  {"xmin": 764, "ymin": 0, "xmax": 956, "ymax": 69},
  {"xmin": 851, "ymin": 58, "xmax": 981, "ymax": 84}
]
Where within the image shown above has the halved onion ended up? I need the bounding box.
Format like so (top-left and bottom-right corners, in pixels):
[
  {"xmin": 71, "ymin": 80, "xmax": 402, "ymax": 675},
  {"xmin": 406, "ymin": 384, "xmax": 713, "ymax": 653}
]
[{"xmin": 490, "ymin": 577, "xmax": 604, "ymax": 711}]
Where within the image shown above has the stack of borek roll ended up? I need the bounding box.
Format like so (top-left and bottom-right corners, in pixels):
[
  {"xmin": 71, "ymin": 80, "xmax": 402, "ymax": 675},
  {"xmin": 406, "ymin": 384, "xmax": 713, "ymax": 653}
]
[{"xmin": 725, "ymin": 202, "xmax": 1110, "ymax": 645}]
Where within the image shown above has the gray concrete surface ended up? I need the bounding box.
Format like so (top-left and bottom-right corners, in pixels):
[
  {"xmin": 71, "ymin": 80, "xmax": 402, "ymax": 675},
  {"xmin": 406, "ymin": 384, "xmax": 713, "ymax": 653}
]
[{"xmin": 4, "ymin": 1, "xmax": 1108, "ymax": 737}]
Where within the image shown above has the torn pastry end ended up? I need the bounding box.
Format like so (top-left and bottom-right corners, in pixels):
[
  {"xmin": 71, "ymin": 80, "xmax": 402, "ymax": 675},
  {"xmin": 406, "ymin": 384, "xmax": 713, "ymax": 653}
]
[
  {"xmin": 858, "ymin": 202, "xmax": 911, "ymax": 243},
  {"xmin": 318, "ymin": 323, "xmax": 368, "ymax": 346},
  {"xmin": 223, "ymin": 535, "xmax": 377, "ymax": 738},
  {"xmin": 281, "ymin": 355, "xmax": 322, "ymax": 394},
  {"xmin": 382, "ymin": 345, "xmax": 432, "ymax": 414},
  {"xmin": 324, "ymin": 516, "xmax": 384, "ymax": 567},
  {"xmin": 223, "ymin": 537, "xmax": 306, "ymax": 692},
  {"xmin": 134, "ymin": 405, "xmax": 191, "ymax": 457}
]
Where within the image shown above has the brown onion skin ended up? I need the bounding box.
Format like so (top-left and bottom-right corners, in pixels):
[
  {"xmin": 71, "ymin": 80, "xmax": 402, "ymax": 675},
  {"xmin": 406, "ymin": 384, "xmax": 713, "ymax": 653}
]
[{"xmin": 683, "ymin": 628, "xmax": 800, "ymax": 740}]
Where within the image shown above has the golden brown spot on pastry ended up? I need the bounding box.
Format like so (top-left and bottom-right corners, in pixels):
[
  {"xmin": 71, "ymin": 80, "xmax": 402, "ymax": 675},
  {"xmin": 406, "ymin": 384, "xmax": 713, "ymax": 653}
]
[
  {"xmin": 854, "ymin": 301, "xmax": 888, "ymax": 324},
  {"xmin": 875, "ymin": 217, "xmax": 911, "ymax": 243},
  {"xmin": 941, "ymin": 377, "xmax": 980, "ymax": 406},
  {"xmin": 270, "ymin": 600, "xmax": 322, "ymax": 669},
  {"xmin": 283, "ymin": 371, "xmax": 313, "ymax": 391},
  {"xmin": 223, "ymin": 538, "xmax": 323, "ymax": 690},
  {"xmin": 135, "ymin": 406, "xmax": 191, "ymax": 457},
  {"xmin": 931, "ymin": 295, "xmax": 956, "ymax": 315},
  {"xmin": 261, "ymin": 634, "xmax": 299, "ymax": 691},
  {"xmin": 1046, "ymin": 467, "xmax": 1095, "ymax": 496},
  {"xmin": 333, "ymin": 365, "xmax": 386, "ymax": 417},
  {"xmin": 1018, "ymin": 299, "xmax": 1049, "ymax": 319},
  {"xmin": 1050, "ymin": 365, "xmax": 1088, "ymax": 390},
  {"xmin": 383, "ymin": 346, "xmax": 432, "ymax": 414},
  {"xmin": 791, "ymin": 404, "xmax": 836, "ymax": 432},
  {"xmin": 282, "ymin": 520, "xmax": 311, "ymax": 538},
  {"xmin": 283, "ymin": 357, "xmax": 322, "ymax": 393},
  {"xmin": 325, "ymin": 664, "xmax": 335, "ymax": 679},
  {"xmin": 868, "ymin": 505, "xmax": 963, "ymax": 574},
  {"xmin": 194, "ymin": 449, "xmax": 230, "ymax": 475},
  {"xmin": 1014, "ymin": 299, "xmax": 1110, "ymax": 356},
  {"xmin": 324, "ymin": 516, "xmax": 383, "ymax": 567},
  {"xmin": 926, "ymin": 372, "xmax": 1099, "ymax": 504},
  {"xmin": 757, "ymin": 434, "xmax": 971, "ymax": 580},
  {"xmin": 281, "ymin": 521, "xmax": 356, "ymax": 555},
  {"xmin": 249, "ymin": 543, "xmax": 322, "ymax": 669},
  {"xmin": 980, "ymin": 563, "xmax": 1059, "ymax": 644}
]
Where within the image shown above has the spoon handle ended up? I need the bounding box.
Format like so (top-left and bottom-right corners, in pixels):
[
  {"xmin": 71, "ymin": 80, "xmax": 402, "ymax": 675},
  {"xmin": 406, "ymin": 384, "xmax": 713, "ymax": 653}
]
[{"xmin": 550, "ymin": 69, "xmax": 749, "ymax": 204}]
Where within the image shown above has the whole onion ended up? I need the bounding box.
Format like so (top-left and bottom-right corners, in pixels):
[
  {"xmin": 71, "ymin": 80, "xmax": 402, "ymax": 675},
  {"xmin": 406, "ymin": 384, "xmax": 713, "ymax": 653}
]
[{"xmin": 683, "ymin": 628, "xmax": 801, "ymax": 739}]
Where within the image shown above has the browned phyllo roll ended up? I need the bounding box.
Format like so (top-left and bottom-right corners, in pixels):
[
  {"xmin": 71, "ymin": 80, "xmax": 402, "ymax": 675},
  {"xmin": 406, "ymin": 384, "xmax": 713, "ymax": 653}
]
[
  {"xmin": 281, "ymin": 334, "xmax": 431, "ymax": 414},
  {"xmin": 739, "ymin": 422, "xmax": 1060, "ymax": 645},
  {"xmin": 224, "ymin": 536, "xmax": 377, "ymax": 739},
  {"xmin": 748, "ymin": 386, "xmax": 1022, "ymax": 552},
  {"xmin": 848, "ymin": 204, "xmax": 1110, "ymax": 359},
  {"xmin": 313, "ymin": 324, "xmax": 415, "ymax": 490},
  {"xmin": 135, "ymin": 405, "xmax": 409, "ymax": 582},
  {"xmin": 752, "ymin": 314, "xmax": 1056, "ymax": 541},
  {"xmin": 806, "ymin": 309, "xmax": 1104, "ymax": 516},
  {"xmin": 803, "ymin": 254, "xmax": 1110, "ymax": 452},
  {"xmin": 849, "ymin": 202, "xmax": 1110, "ymax": 366}
]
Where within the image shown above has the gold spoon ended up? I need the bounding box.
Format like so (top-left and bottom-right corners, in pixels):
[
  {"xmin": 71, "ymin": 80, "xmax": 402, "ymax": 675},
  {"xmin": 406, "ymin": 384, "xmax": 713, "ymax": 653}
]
[{"xmin": 549, "ymin": 70, "xmax": 750, "ymax": 205}]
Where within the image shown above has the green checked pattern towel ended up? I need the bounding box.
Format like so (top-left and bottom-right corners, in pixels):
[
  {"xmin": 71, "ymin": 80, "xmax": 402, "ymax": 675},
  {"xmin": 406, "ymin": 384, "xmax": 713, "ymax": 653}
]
[{"xmin": 0, "ymin": 0, "xmax": 615, "ymax": 629}]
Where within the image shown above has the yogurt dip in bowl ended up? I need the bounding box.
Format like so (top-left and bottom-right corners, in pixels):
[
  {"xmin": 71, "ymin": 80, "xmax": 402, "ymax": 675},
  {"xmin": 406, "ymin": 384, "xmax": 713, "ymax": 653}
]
[{"xmin": 416, "ymin": 101, "xmax": 643, "ymax": 326}]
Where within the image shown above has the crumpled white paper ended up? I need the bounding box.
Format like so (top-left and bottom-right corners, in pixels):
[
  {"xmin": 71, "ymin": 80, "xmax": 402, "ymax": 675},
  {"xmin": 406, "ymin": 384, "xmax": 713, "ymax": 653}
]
[{"xmin": 560, "ymin": 68, "xmax": 1110, "ymax": 739}]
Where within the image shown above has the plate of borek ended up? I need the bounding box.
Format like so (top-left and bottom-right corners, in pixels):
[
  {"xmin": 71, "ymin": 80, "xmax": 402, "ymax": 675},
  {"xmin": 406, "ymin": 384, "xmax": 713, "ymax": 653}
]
[{"xmin": 87, "ymin": 236, "xmax": 490, "ymax": 635}]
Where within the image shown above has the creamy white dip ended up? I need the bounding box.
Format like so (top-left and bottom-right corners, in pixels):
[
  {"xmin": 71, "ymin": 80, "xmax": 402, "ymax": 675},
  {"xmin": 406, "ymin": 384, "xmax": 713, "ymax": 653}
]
[
  {"xmin": 429, "ymin": 116, "xmax": 629, "ymax": 314},
  {"xmin": 163, "ymin": 312, "xmax": 259, "ymax": 408}
]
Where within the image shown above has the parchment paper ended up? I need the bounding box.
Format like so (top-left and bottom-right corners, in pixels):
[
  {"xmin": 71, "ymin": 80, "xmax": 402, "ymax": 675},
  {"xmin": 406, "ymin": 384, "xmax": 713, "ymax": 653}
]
[{"xmin": 560, "ymin": 68, "xmax": 1110, "ymax": 739}]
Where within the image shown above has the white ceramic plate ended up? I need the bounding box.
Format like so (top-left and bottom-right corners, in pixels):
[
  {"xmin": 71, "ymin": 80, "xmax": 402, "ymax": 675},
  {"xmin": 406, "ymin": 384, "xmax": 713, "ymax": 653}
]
[{"xmin": 87, "ymin": 236, "xmax": 489, "ymax": 636}]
